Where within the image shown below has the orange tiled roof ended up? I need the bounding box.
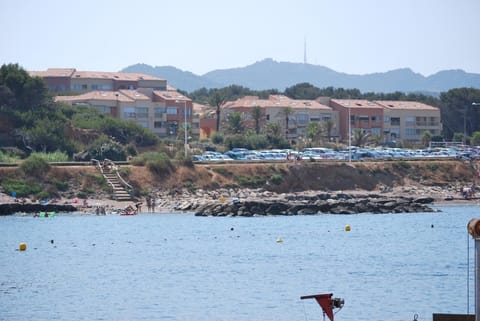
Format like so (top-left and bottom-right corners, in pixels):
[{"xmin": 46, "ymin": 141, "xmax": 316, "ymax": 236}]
[
  {"xmin": 374, "ymin": 100, "xmax": 439, "ymax": 111},
  {"xmin": 331, "ymin": 99, "xmax": 382, "ymax": 109},
  {"xmin": 118, "ymin": 90, "xmax": 151, "ymax": 101},
  {"xmin": 29, "ymin": 68, "xmax": 76, "ymax": 78},
  {"xmin": 29, "ymin": 68, "xmax": 164, "ymax": 81},
  {"xmin": 223, "ymin": 95, "xmax": 331, "ymax": 110},
  {"xmin": 153, "ymin": 90, "xmax": 191, "ymax": 102},
  {"xmin": 55, "ymin": 91, "xmax": 134, "ymax": 103},
  {"xmin": 72, "ymin": 71, "xmax": 164, "ymax": 81}
]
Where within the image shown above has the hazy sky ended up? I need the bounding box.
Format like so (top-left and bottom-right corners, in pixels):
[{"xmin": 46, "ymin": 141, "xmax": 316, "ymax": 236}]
[{"xmin": 1, "ymin": 0, "xmax": 479, "ymax": 76}]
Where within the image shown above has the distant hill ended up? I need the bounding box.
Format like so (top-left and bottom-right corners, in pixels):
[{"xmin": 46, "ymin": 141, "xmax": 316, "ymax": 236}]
[
  {"xmin": 121, "ymin": 59, "xmax": 480, "ymax": 93},
  {"xmin": 121, "ymin": 64, "xmax": 222, "ymax": 92}
]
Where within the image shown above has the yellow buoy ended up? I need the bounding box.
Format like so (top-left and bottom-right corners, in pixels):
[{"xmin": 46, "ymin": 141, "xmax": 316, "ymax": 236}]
[
  {"xmin": 345, "ymin": 225, "xmax": 351, "ymax": 232},
  {"xmin": 19, "ymin": 242, "xmax": 27, "ymax": 251},
  {"xmin": 276, "ymin": 238, "xmax": 283, "ymax": 243}
]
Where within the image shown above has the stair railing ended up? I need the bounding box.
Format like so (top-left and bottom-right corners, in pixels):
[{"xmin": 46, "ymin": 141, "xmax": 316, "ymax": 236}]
[{"xmin": 92, "ymin": 158, "xmax": 134, "ymax": 197}]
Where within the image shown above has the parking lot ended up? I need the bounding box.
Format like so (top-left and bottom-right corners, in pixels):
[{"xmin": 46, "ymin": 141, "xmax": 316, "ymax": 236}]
[{"xmin": 192, "ymin": 146, "xmax": 480, "ymax": 163}]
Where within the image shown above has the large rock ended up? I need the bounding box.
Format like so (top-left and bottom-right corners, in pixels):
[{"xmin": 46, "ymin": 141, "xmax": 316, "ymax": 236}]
[
  {"xmin": 0, "ymin": 203, "xmax": 78, "ymax": 215},
  {"xmin": 194, "ymin": 193, "xmax": 436, "ymax": 217}
]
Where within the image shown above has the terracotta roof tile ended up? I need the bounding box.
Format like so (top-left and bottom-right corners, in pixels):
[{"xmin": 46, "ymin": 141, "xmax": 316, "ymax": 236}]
[{"xmin": 374, "ymin": 100, "xmax": 439, "ymax": 111}]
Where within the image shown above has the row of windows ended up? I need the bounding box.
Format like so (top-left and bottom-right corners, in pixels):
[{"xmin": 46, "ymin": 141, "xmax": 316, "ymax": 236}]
[
  {"xmin": 386, "ymin": 128, "xmax": 440, "ymax": 138},
  {"xmin": 71, "ymin": 84, "xmax": 115, "ymax": 91},
  {"xmin": 154, "ymin": 121, "xmax": 199, "ymax": 129}
]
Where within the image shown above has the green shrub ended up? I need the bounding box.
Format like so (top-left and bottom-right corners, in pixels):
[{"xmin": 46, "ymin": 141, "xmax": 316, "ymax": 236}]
[
  {"xmin": 30, "ymin": 151, "xmax": 69, "ymax": 162},
  {"xmin": 234, "ymin": 175, "xmax": 265, "ymax": 188},
  {"xmin": 87, "ymin": 136, "xmax": 127, "ymax": 161},
  {"xmin": 20, "ymin": 154, "xmax": 51, "ymax": 178},
  {"xmin": 211, "ymin": 133, "xmax": 224, "ymax": 145},
  {"xmin": 0, "ymin": 150, "xmax": 20, "ymax": 163},
  {"xmin": 425, "ymin": 163, "xmax": 439, "ymax": 171},
  {"xmin": 48, "ymin": 178, "xmax": 69, "ymax": 191},
  {"xmin": 76, "ymin": 191, "xmax": 88, "ymax": 199},
  {"xmin": 269, "ymin": 174, "xmax": 284, "ymax": 185},
  {"xmin": 1, "ymin": 178, "xmax": 42, "ymax": 197},
  {"xmin": 36, "ymin": 190, "xmax": 54, "ymax": 200},
  {"xmin": 133, "ymin": 152, "xmax": 174, "ymax": 176}
]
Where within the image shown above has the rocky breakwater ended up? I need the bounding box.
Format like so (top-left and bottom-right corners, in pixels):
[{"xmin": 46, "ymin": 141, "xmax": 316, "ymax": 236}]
[
  {"xmin": 193, "ymin": 193, "xmax": 436, "ymax": 217},
  {"xmin": 0, "ymin": 203, "xmax": 78, "ymax": 215}
]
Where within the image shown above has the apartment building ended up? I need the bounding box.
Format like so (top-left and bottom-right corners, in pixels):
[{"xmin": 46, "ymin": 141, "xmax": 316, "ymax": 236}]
[
  {"xmin": 329, "ymin": 99, "xmax": 384, "ymax": 141},
  {"xmin": 221, "ymin": 95, "xmax": 339, "ymax": 142},
  {"xmin": 374, "ymin": 100, "xmax": 442, "ymax": 143},
  {"xmin": 30, "ymin": 68, "xmax": 167, "ymax": 93},
  {"xmin": 56, "ymin": 88, "xmax": 198, "ymax": 138}
]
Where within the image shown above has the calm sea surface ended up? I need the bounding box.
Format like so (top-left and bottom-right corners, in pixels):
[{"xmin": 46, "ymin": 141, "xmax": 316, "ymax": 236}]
[{"xmin": 1, "ymin": 205, "xmax": 479, "ymax": 321}]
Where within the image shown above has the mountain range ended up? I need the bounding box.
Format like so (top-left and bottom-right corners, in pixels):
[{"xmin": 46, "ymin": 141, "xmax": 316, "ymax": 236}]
[{"xmin": 121, "ymin": 58, "xmax": 480, "ymax": 94}]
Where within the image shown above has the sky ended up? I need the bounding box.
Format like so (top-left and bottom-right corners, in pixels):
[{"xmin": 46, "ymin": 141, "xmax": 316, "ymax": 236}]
[{"xmin": 1, "ymin": 0, "xmax": 479, "ymax": 76}]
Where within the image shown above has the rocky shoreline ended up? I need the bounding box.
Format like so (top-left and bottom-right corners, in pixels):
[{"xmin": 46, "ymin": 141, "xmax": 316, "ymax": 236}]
[
  {"xmin": 0, "ymin": 202, "xmax": 78, "ymax": 216},
  {"xmin": 192, "ymin": 193, "xmax": 436, "ymax": 216},
  {"xmin": 0, "ymin": 184, "xmax": 478, "ymax": 216}
]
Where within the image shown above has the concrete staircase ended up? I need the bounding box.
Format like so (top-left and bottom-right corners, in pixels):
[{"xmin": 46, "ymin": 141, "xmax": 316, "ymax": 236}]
[{"xmin": 96, "ymin": 160, "xmax": 133, "ymax": 202}]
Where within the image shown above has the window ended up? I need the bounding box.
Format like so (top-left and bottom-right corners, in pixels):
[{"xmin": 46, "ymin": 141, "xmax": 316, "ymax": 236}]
[
  {"xmin": 123, "ymin": 107, "xmax": 136, "ymax": 118},
  {"xmin": 154, "ymin": 121, "xmax": 163, "ymax": 128},
  {"xmin": 266, "ymin": 114, "xmax": 270, "ymax": 121},
  {"xmin": 91, "ymin": 84, "xmax": 99, "ymax": 90},
  {"xmin": 371, "ymin": 116, "xmax": 380, "ymax": 122},
  {"xmin": 296, "ymin": 113, "xmax": 308, "ymax": 125},
  {"xmin": 101, "ymin": 84, "xmax": 112, "ymax": 90},
  {"xmin": 390, "ymin": 117, "xmax": 400, "ymax": 126},
  {"xmin": 135, "ymin": 107, "xmax": 148, "ymax": 118},
  {"xmin": 167, "ymin": 107, "xmax": 177, "ymax": 115},
  {"xmin": 405, "ymin": 128, "xmax": 416, "ymax": 136},
  {"xmin": 384, "ymin": 115, "xmax": 390, "ymax": 122},
  {"xmin": 370, "ymin": 128, "xmax": 381, "ymax": 135},
  {"xmin": 405, "ymin": 116, "xmax": 415, "ymax": 126},
  {"xmin": 154, "ymin": 108, "xmax": 165, "ymax": 118},
  {"xmin": 390, "ymin": 128, "xmax": 400, "ymax": 138},
  {"xmin": 320, "ymin": 114, "xmax": 332, "ymax": 121},
  {"xmin": 358, "ymin": 115, "xmax": 369, "ymax": 124}
]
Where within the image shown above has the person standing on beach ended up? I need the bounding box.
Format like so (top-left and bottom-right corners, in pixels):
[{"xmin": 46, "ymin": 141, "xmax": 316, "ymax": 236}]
[{"xmin": 146, "ymin": 196, "xmax": 152, "ymax": 212}]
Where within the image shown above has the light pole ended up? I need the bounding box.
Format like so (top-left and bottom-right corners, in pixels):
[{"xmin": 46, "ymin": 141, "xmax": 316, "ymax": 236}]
[
  {"xmin": 466, "ymin": 102, "xmax": 480, "ymax": 146},
  {"xmin": 183, "ymin": 100, "xmax": 188, "ymax": 157},
  {"xmin": 176, "ymin": 100, "xmax": 188, "ymax": 157},
  {"xmin": 348, "ymin": 107, "xmax": 351, "ymax": 162}
]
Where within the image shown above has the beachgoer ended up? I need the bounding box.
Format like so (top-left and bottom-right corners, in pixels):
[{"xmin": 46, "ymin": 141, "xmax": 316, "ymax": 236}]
[
  {"xmin": 135, "ymin": 202, "xmax": 142, "ymax": 213},
  {"xmin": 146, "ymin": 196, "xmax": 152, "ymax": 212}
]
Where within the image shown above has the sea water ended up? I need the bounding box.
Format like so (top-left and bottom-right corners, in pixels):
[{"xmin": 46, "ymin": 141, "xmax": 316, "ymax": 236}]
[{"xmin": 0, "ymin": 205, "xmax": 479, "ymax": 321}]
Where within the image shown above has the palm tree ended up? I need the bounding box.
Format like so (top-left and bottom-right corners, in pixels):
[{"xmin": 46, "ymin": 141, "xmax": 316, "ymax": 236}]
[
  {"xmin": 226, "ymin": 112, "xmax": 244, "ymax": 134},
  {"xmin": 422, "ymin": 130, "xmax": 432, "ymax": 147},
  {"xmin": 323, "ymin": 118, "xmax": 335, "ymax": 141},
  {"xmin": 306, "ymin": 122, "xmax": 323, "ymax": 145},
  {"xmin": 352, "ymin": 128, "xmax": 370, "ymax": 147},
  {"xmin": 250, "ymin": 105, "xmax": 263, "ymax": 134},
  {"xmin": 209, "ymin": 91, "xmax": 225, "ymax": 132},
  {"xmin": 263, "ymin": 121, "xmax": 282, "ymax": 138},
  {"xmin": 281, "ymin": 107, "xmax": 293, "ymax": 140}
]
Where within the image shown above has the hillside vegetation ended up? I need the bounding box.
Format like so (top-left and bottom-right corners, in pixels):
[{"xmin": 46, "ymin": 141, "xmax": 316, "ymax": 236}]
[{"xmin": 0, "ymin": 160, "xmax": 475, "ymax": 201}]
